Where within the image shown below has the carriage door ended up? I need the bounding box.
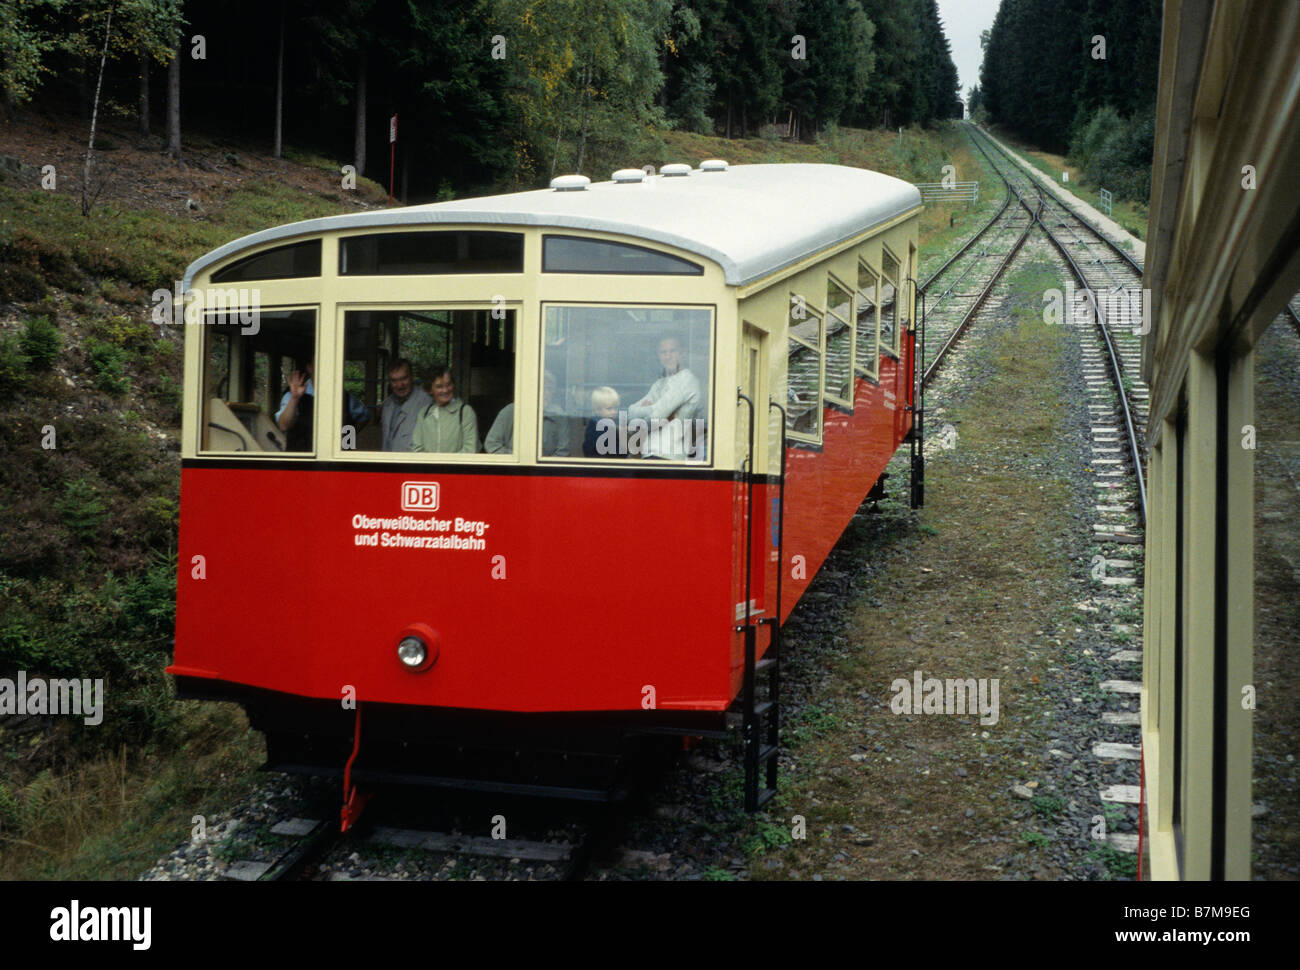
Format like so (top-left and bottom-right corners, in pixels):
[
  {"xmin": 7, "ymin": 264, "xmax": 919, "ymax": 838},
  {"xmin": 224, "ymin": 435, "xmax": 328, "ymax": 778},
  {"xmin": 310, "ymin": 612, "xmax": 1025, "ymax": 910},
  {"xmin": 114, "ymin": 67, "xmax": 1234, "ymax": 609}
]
[{"xmin": 738, "ymin": 323, "xmax": 769, "ymax": 621}]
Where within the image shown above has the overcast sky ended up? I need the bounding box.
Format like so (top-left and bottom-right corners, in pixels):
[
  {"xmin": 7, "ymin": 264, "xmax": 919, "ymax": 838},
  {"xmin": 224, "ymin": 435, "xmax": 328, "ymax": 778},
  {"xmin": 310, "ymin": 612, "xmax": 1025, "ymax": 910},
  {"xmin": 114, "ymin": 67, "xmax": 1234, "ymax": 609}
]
[{"xmin": 936, "ymin": 0, "xmax": 1003, "ymax": 99}]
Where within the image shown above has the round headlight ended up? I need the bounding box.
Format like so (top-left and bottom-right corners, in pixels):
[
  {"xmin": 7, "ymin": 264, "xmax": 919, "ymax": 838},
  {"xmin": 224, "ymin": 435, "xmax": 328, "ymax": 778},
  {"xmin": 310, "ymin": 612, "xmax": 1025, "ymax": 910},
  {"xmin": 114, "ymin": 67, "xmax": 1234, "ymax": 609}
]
[{"xmin": 397, "ymin": 636, "xmax": 427, "ymax": 668}]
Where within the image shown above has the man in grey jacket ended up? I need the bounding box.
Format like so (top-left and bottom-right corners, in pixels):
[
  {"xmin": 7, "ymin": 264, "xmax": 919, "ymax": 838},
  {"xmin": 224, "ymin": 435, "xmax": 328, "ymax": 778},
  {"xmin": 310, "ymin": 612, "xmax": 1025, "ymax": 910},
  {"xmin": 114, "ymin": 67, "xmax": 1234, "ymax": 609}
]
[{"xmin": 380, "ymin": 358, "xmax": 433, "ymax": 452}]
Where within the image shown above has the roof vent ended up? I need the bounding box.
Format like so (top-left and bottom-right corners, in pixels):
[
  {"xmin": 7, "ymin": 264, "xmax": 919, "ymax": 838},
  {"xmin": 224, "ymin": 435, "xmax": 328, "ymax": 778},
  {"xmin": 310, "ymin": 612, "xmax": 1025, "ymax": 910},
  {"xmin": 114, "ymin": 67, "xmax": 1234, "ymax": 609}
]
[
  {"xmin": 661, "ymin": 163, "xmax": 691, "ymax": 177},
  {"xmin": 699, "ymin": 159, "xmax": 729, "ymax": 172},
  {"xmin": 612, "ymin": 168, "xmax": 646, "ymax": 183},
  {"xmin": 550, "ymin": 174, "xmax": 591, "ymax": 191}
]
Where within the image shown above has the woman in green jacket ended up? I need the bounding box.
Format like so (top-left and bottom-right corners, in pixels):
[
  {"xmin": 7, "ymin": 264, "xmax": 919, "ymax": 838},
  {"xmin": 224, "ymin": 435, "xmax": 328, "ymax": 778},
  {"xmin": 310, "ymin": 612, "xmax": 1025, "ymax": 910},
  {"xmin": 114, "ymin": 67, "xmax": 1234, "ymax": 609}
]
[{"xmin": 411, "ymin": 366, "xmax": 479, "ymax": 453}]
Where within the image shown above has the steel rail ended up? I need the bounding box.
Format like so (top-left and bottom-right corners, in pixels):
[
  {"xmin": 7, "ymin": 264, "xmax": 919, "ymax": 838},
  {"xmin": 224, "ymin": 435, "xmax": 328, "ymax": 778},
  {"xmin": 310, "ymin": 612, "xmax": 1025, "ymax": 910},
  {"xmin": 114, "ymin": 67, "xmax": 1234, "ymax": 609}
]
[
  {"xmin": 968, "ymin": 123, "xmax": 1147, "ymax": 525},
  {"xmin": 923, "ymin": 134, "xmax": 1041, "ymax": 386},
  {"xmin": 920, "ymin": 180, "xmax": 1013, "ymax": 294},
  {"xmin": 1286, "ymin": 303, "xmax": 1300, "ymax": 339},
  {"xmin": 971, "ymin": 122, "xmax": 1144, "ymax": 276}
]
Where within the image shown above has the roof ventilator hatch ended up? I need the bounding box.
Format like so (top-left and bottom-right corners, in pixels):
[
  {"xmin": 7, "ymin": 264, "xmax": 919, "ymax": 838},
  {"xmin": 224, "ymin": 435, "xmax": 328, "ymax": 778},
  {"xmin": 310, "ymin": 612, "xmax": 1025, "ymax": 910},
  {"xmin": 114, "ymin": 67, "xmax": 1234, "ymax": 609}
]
[
  {"xmin": 660, "ymin": 163, "xmax": 691, "ymax": 177},
  {"xmin": 611, "ymin": 169, "xmax": 646, "ymax": 183},
  {"xmin": 550, "ymin": 174, "xmax": 591, "ymax": 191},
  {"xmin": 699, "ymin": 159, "xmax": 729, "ymax": 172}
]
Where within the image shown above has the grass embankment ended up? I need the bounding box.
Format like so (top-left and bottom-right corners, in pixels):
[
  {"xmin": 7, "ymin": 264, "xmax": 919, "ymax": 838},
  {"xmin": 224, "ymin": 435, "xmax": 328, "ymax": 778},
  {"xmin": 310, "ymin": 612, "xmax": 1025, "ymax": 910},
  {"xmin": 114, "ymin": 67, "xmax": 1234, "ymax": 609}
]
[
  {"xmin": 985, "ymin": 126, "xmax": 1148, "ymax": 241},
  {"xmin": 740, "ymin": 254, "xmax": 1106, "ymax": 879},
  {"xmin": 0, "ymin": 118, "xmax": 981, "ymax": 880},
  {"xmin": 0, "ymin": 127, "xmax": 388, "ymax": 879}
]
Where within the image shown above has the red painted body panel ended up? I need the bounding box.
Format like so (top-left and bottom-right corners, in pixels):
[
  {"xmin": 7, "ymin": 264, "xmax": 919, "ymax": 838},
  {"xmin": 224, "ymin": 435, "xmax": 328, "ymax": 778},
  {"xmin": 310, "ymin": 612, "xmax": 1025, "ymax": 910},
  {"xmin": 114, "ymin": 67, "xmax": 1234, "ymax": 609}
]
[
  {"xmin": 766, "ymin": 338, "xmax": 915, "ymax": 627},
  {"xmin": 172, "ymin": 471, "xmax": 737, "ymax": 712}
]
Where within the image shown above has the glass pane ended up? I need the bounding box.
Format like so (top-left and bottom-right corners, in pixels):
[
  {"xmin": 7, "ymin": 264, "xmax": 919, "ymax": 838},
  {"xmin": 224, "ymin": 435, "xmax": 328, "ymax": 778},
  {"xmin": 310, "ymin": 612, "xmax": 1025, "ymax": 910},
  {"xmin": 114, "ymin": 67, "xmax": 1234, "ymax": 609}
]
[
  {"xmin": 211, "ymin": 240, "xmax": 321, "ymax": 283},
  {"xmin": 856, "ymin": 264, "xmax": 878, "ymax": 375},
  {"xmin": 825, "ymin": 277, "xmax": 851, "ymax": 320},
  {"xmin": 827, "ymin": 318, "xmax": 852, "ymax": 401},
  {"xmin": 881, "ymin": 251, "xmax": 899, "ymax": 354},
  {"xmin": 541, "ymin": 305, "xmax": 712, "ymax": 461},
  {"xmin": 789, "ymin": 299, "xmax": 822, "ymax": 348},
  {"xmin": 542, "ymin": 235, "xmax": 703, "ymax": 275},
  {"xmin": 786, "ymin": 338, "xmax": 820, "ymax": 437},
  {"xmin": 341, "ymin": 308, "xmax": 516, "ymax": 454},
  {"xmin": 200, "ymin": 308, "xmax": 315, "ymax": 453},
  {"xmin": 340, "ymin": 231, "xmax": 523, "ymax": 275}
]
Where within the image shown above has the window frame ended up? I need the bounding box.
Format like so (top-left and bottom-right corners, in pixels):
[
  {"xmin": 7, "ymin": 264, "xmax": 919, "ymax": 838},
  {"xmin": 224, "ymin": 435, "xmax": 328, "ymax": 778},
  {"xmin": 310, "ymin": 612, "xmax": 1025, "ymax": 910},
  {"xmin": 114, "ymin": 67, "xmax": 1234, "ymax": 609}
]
[
  {"xmin": 537, "ymin": 300, "xmax": 717, "ymax": 467},
  {"xmin": 541, "ymin": 234, "xmax": 704, "ymax": 276},
  {"xmin": 855, "ymin": 257, "xmax": 881, "ymax": 381},
  {"xmin": 784, "ymin": 290, "xmax": 825, "ymax": 446},
  {"xmin": 880, "ymin": 245, "xmax": 902, "ymax": 359},
  {"xmin": 823, "ymin": 273, "xmax": 855, "ymax": 409},
  {"xmin": 210, "ymin": 240, "xmax": 322, "ymax": 284},
  {"xmin": 329, "ymin": 300, "xmax": 523, "ymax": 462},
  {"xmin": 196, "ymin": 302, "xmax": 320, "ymax": 458},
  {"xmin": 337, "ymin": 230, "xmax": 525, "ymax": 277}
]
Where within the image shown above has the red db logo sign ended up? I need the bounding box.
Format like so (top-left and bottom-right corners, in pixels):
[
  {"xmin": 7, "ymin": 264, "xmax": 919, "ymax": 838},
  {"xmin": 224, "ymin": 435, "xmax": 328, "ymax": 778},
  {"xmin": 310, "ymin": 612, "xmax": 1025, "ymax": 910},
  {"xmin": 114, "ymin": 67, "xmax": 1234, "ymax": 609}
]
[{"xmin": 402, "ymin": 481, "xmax": 439, "ymax": 511}]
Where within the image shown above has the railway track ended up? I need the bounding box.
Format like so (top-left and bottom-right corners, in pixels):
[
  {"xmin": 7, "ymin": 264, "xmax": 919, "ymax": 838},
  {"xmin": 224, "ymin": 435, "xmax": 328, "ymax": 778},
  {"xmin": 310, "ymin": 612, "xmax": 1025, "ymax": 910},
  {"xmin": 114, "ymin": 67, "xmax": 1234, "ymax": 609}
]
[
  {"xmin": 918, "ymin": 178, "xmax": 1039, "ymax": 385},
  {"xmin": 960, "ymin": 123, "xmax": 1149, "ymax": 864},
  {"xmin": 197, "ymin": 790, "xmax": 610, "ymax": 882}
]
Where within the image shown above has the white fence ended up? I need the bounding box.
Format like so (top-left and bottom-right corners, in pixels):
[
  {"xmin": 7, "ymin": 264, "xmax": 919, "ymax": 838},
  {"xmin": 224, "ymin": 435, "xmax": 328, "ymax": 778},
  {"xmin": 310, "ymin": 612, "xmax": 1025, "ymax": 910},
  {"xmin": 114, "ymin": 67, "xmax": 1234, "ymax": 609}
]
[
  {"xmin": 1099, "ymin": 188, "xmax": 1114, "ymax": 217},
  {"xmin": 914, "ymin": 181, "xmax": 980, "ymax": 204}
]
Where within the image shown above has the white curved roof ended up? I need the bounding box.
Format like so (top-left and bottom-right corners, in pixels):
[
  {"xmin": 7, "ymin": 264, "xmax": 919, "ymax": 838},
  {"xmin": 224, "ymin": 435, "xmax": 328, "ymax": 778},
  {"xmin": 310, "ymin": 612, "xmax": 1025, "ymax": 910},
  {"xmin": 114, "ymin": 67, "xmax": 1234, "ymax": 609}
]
[{"xmin": 183, "ymin": 163, "xmax": 922, "ymax": 289}]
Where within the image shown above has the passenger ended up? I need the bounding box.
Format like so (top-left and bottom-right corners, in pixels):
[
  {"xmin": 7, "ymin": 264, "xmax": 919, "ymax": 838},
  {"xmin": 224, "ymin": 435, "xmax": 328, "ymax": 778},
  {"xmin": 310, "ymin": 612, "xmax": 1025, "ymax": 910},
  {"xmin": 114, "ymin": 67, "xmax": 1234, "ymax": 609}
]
[
  {"xmin": 484, "ymin": 371, "xmax": 569, "ymax": 456},
  {"xmin": 275, "ymin": 357, "xmax": 369, "ymax": 452},
  {"xmin": 627, "ymin": 335, "xmax": 703, "ymax": 460},
  {"xmin": 583, "ymin": 386, "xmax": 629, "ymax": 458},
  {"xmin": 411, "ymin": 365, "xmax": 478, "ymax": 453},
  {"xmin": 380, "ymin": 357, "xmax": 433, "ymax": 452}
]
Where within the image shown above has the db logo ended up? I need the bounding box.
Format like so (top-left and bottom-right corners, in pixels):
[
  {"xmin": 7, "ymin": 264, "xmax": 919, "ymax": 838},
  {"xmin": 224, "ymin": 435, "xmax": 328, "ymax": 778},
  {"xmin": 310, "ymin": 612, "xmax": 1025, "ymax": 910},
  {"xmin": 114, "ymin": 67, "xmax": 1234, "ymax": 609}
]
[{"xmin": 401, "ymin": 481, "xmax": 439, "ymax": 511}]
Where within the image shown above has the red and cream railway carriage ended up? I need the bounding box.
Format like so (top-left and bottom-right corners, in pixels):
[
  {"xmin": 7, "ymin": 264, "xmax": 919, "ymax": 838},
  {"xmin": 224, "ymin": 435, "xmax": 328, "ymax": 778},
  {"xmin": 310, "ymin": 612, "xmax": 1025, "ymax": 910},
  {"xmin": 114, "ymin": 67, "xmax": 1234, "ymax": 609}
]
[{"xmin": 170, "ymin": 161, "xmax": 921, "ymax": 818}]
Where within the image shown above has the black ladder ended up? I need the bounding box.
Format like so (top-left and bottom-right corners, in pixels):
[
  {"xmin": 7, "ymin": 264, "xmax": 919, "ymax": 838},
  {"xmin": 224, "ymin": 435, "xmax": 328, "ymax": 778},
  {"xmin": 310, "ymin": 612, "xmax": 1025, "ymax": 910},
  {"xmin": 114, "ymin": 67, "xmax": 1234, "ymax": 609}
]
[
  {"xmin": 741, "ymin": 618, "xmax": 781, "ymax": 810},
  {"xmin": 733, "ymin": 393, "xmax": 788, "ymax": 812}
]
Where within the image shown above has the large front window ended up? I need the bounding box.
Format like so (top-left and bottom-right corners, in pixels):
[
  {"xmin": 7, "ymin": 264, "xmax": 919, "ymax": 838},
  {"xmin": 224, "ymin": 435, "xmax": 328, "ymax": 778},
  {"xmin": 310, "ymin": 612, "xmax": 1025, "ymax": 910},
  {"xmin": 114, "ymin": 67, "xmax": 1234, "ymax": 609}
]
[
  {"xmin": 541, "ymin": 305, "xmax": 713, "ymax": 462},
  {"xmin": 340, "ymin": 307, "xmax": 516, "ymax": 455}
]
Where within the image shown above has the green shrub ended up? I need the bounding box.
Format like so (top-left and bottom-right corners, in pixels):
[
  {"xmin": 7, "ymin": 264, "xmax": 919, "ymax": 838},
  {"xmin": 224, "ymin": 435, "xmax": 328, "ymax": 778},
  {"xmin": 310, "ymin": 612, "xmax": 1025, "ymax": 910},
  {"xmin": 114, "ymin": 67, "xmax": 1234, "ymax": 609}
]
[
  {"xmin": 0, "ymin": 333, "xmax": 27, "ymax": 397},
  {"xmin": 150, "ymin": 373, "xmax": 182, "ymax": 422},
  {"xmin": 85, "ymin": 338, "xmax": 130, "ymax": 395},
  {"xmin": 19, "ymin": 316, "xmax": 61, "ymax": 370},
  {"xmin": 90, "ymin": 314, "xmax": 152, "ymax": 351},
  {"xmin": 56, "ymin": 479, "xmax": 108, "ymax": 542},
  {"xmin": 1068, "ymin": 105, "xmax": 1154, "ymax": 204}
]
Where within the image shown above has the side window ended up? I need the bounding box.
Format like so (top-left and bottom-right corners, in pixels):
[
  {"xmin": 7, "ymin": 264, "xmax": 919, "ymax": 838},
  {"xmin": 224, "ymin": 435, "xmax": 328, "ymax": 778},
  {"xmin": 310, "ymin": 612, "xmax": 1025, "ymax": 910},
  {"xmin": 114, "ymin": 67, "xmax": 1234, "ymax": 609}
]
[
  {"xmin": 541, "ymin": 305, "xmax": 712, "ymax": 462},
  {"xmin": 856, "ymin": 259, "xmax": 879, "ymax": 379},
  {"xmin": 880, "ymin": 249, "xmax": 900, "ymax": 356},
  {"xmin": 211, "ymin": 240, "xmax": 321, "ymax": 283},
  {"xmin": 340, "ymin": 308, "xmax": 516, "ymax": 455},
  {"xmin": 339, "ymin": 231, "xmax": 523, "ymax": 275},
  {"xmin": 786, "ymin": 293, "xmax": 823, "ymax": 441},
  {"xmin": 542, "ymin": 235, "xmax": 703, "ymax": 275},
  {"xmin": 200, "ymin": 307, "xmax": 316, "ymax": 454},
  {"xmin": 825, "ymin": 276, "xmax": 853, "ymax": 405}
]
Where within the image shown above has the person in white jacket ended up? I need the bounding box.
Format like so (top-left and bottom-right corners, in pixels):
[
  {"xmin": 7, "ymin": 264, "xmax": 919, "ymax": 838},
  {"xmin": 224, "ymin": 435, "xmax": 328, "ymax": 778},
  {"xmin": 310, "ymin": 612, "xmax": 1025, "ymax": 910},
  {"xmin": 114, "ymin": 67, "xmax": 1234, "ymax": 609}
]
[{"xmin": 627, "ymin": 336, "xmax": 703, "ymax": 461}]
